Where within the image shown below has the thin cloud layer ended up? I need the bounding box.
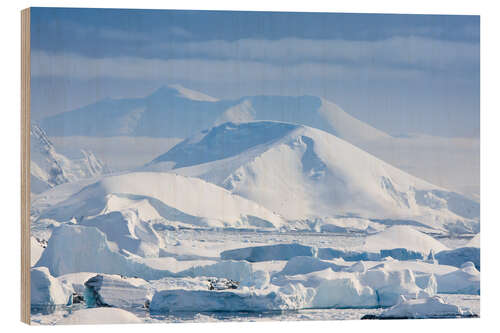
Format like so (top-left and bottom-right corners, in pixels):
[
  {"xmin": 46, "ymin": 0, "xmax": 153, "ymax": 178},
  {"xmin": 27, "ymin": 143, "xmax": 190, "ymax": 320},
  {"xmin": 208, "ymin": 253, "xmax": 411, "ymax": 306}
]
[
  {"xmin": 32, "ymin": 50, "xmax": 429, "ymax": 82},
  {"xmin": 32, "ymin": 35, "xmax": 478, "ymax": 79},
  {"xmin": 153, "ymin": 37, "xmax": 478, "ymax": 71}
]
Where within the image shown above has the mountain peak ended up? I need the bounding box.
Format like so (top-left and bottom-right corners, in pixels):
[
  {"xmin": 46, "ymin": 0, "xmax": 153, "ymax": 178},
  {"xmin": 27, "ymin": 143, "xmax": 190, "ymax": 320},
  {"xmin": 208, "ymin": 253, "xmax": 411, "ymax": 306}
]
[
  {"xmin": 151, "ymin": 121, "xmax": 299, "ymax": 168},
  {"xmin": 148, "ymin": 84, "xmax": 219, "ymax": 102},
  {"xmin": 145, "ymin": 120, "xmax": 479, "ymax": 233}
]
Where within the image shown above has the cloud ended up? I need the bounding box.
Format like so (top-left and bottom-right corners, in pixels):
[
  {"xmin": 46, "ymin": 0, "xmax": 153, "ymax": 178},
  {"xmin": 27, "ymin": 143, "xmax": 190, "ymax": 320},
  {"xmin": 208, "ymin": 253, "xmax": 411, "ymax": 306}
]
[
  {"xmin": 167, "ymin": 26, "xmax": 193, "ymax": 38},
  {"xmin": 153, "ymin": 37, "xmax": 478, "ymax": 72},
  {"xmin": 31, "ymin": 50, "xmax": 430, "ymax": 83},
  {"xmin": 45, "ymin": 19, "xmax": 192, "ymax": 42},
  {"xmin": 30, "ymin": 35, "xmax": 479, "ymax": 92}
]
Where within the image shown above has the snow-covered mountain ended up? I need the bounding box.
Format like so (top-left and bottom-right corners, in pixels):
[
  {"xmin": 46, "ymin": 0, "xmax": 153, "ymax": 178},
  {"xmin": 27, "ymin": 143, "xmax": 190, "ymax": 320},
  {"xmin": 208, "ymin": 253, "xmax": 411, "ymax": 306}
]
[
  {"xmin": 39, "ymin": 85, "xmax": 227, "ymax": 138},
  {"xmin": 39, "ymin": 172, "xmax": 286, "ymax": 232},
  {"xmin": 38, "ymin": 84, "xmax": 479, "ymax": 200},
  {"xmin": 30, "ymin": 124, "xmax": 109, "ymax": 194},
  {"xmin": 146, "ymin": 121, "xmax": 479, "ymax": 234},
  {"xmin": 39, "ymin": 85, "xmax": 388, "ymax": 144}
]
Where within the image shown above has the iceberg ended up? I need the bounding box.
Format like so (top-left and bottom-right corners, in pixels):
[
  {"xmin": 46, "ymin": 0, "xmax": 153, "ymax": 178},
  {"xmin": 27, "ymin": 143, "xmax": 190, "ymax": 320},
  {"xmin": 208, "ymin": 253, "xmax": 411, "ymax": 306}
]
[
  {"xmin": 151, "ymin": 264, "xmax": 435, "ymax": 312},
  {"xmin": 150, "ymin": 289, "xmax": 284, "ymax": 313},
  {"xmin": 31, "ymin": 267, "xmax": 73, "ymax": 308},
  {"xmin": 35, "ymin": 224, "xmax": 172, "ymax": 280},
  {"xmin": 57, "ymin": 272, "xmax": 97, "ymax": 295},
  {"xmin": 84, "ymin": 274, "xmax": 152, "ymax": 309},
  {"xmin": 360, "ymin": 265, "xmax": 432, "ymax": 307},
  {"xmin": 436, "ymin": 247, "xmax": 480, "ymax": 271},
  {"xmin": 362, "ymin": 226, "xmax": 449, "ymax": 254},
  {"xmin": 311, "ymin": 274, "xmax": 378, "ymax": 308},
  {"xmin": 436, "ymin": 262, "xmax": 480, "ymax": 294},
  {"xmin": 81, "ymin": 209, "xmax": 164, "ymax": 258},
  {"xmin": 31, "ymin": 237, "xmax": 45, "ymax": 266},
  {"xmin": 278, "ymin": 256, "xmax": 346, "ymax": 276},
  {"xmin": 176, "ymin": 260, "xmax": 255, "ymax": 283},
  {"xmin": 363, "ymin": 295, "xmax": 476, "ymax": 319},
  {"xmin": 220, "ymin": 243, "xmax": 317, "ymax": 262}
]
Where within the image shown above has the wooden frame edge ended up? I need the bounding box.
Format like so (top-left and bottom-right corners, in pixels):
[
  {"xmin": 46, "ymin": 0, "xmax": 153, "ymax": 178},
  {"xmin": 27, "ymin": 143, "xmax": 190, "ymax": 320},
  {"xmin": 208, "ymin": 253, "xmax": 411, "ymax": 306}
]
[{"xmin": 21, "ymin": 7, "xmax": 31, "ymax": 325}]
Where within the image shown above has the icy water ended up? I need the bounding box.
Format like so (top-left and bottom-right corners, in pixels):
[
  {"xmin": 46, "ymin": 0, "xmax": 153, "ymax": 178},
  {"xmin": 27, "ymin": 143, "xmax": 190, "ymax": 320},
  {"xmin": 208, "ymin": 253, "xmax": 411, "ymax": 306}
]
[
  {"xmin": 31, "ymin": 232, "xmax": 479, "ymax": 325},
  {"xmin": 142, "ymin": 230, "xmax": 478, "ymax": 323},
  {"xmin": 31, "ymin": 294, "xmax": 479, "ymax": 324},
  {"xmin": 162, "ymin": 228, "xmax": 474, "ymax": 250},
  {"xmin": 143, "ymin": 294, "xmax": 480, "ymax": 323}
]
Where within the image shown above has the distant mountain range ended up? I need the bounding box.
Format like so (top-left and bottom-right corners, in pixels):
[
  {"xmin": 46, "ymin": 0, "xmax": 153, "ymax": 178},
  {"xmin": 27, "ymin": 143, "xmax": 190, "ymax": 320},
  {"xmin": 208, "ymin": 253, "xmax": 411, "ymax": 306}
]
[
  {"xmin": 33, "ymin": 84, "xmax": 479, "ymax": 233},
  {"xmin": 40, "ymin": 84, "xmax": 389, "ymax": 145}
]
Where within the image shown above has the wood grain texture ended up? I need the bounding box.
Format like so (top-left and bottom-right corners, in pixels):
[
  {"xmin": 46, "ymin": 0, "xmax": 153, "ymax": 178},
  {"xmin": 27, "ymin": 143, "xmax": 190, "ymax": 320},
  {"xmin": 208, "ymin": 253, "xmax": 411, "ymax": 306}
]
[{"xmin": 21, "ymin": 7, "xmax": 31, "ymax": 325}]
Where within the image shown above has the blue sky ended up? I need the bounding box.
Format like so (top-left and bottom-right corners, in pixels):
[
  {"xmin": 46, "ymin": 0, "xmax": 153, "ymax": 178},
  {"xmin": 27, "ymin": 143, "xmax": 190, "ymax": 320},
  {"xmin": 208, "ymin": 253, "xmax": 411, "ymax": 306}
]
[{"xmin": 30, "ymin": 7, "xmax": 479, "ymax": 137}]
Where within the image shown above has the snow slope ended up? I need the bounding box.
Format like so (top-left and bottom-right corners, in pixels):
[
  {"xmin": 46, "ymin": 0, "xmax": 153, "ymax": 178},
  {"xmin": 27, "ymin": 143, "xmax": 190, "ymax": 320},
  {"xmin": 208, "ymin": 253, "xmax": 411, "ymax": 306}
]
[
  {"xmin": 30, "ymin": 125, "xmax": 108, "ymax": 194},
  {"xmin": 39, "ymin": 172, "xmax": 286, "ymax": 230},
  {"xmin": 146, "ymin": 121, "xmax": 479, "ymax": 233},
  {"xmin": 168, "ymin": 84, "xmax": 219, "ymax": 102}
]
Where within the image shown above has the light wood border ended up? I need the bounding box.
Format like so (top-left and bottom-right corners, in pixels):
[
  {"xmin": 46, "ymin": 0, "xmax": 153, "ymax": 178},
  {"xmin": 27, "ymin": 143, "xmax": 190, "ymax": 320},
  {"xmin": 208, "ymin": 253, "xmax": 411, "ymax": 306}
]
[{"xmin": 21, "ymin": 7, "xmax": 31, "ymax": 325}]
